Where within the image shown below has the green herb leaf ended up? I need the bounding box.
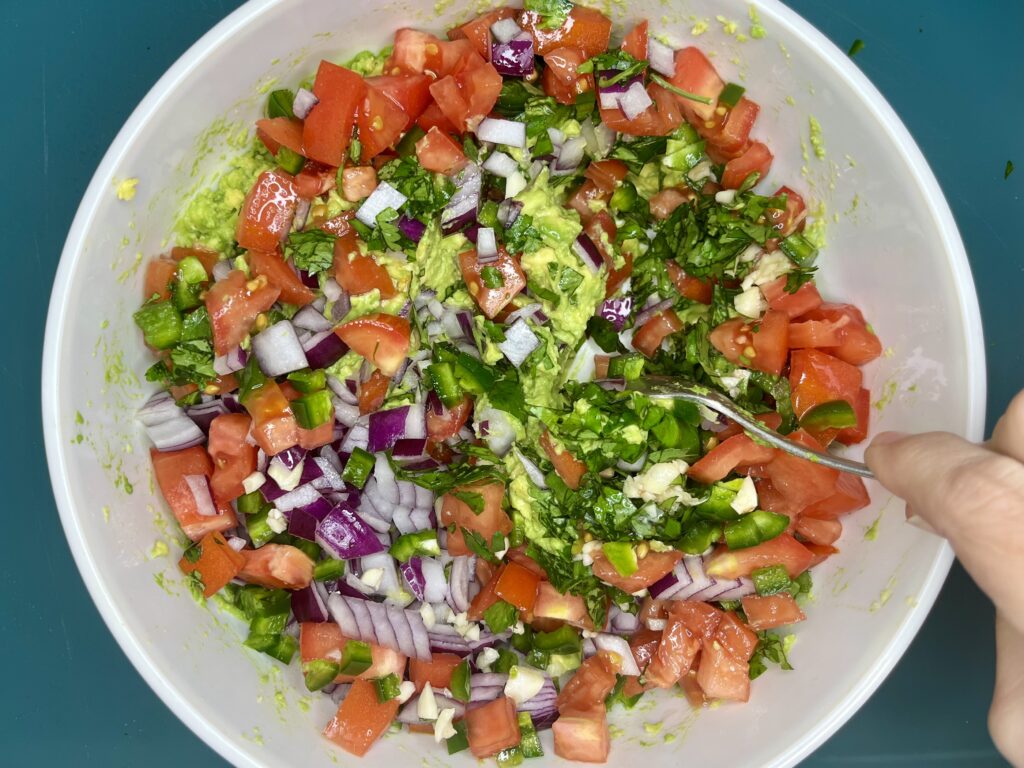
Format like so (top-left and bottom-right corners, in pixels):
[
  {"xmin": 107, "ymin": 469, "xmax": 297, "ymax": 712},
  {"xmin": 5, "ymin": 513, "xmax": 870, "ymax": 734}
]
[
  {"xmin": 481, "ymin": 265, "xmax": 505, "ymax": 289},
  {"xmin": 461, "ymin": 527, "xmax": 501, "ymax": 566},
  {"xmin": 452, "ymin": 490, "xmax": 485, "ymax": 515},
  {"xmin": 483, "ymin": 600, "xmax": 519, "ymax": 634},
  {"xmin": 284, "ymin": 229, "xmax": 336, "ymax": 276},
  {"xmin": 523, "ymin": 0, "xmax": 573, "ymax": 29},
  {"xmin": 748, "ymin": 630, "xmax": 794, "ymax": 679},
  {"xmin": 377, "ymin": 156, "xmax": 454, "ymax": 218},
  {"xmin": 266, "ymin": 89, "xmax": 295, "ymax": 119}
]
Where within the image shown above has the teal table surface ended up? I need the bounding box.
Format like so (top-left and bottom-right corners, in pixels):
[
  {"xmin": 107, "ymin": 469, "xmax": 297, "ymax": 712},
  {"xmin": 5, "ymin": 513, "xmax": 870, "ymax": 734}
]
[{"xmin": 5, "ymin": 0, "xmax": 1021, "ymax": 764}]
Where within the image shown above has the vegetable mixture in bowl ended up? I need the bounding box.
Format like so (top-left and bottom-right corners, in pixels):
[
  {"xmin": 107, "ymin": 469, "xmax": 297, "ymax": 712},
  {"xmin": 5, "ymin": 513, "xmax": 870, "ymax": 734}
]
[{"xmin": 134, "ymin": 1, "xmax": 882, "ymax": 762}]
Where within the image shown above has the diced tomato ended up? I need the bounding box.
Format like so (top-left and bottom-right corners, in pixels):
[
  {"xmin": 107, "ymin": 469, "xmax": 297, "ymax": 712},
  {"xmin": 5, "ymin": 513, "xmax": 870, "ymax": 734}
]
[
  {"xmin": 599, "ymin": 82, "xmax": 681, "ymax": 136},
  {"xmin": 714, "ymin": 611, "xmax": 758, "ymax": 662},
  {"xmin": 334, "ymin": 313, "xmax": 410, "ymax": 376},
  {"xmin": 341, "ymin": 166, "xmax": 378, "ymax": 202},
  {"xmin": 621, "ymin": 20, "xmax": 648, "ymax": 59},
  {"xmin": 715, "ymin": 411, "xmax": 783, "ymax": 441},
  {"xmin": 836, "ymin": 386, "xmax": 871, "ymax": 445},
  {"xmin": 762, "ymin": 276, "xmax": 823, "ymax": 318},
  {"xmin": 789, "ymin": 348, "xmax": 863, "ymax": 421},
  {"xmin": 205, "ymin": 271, "xmax": 281, "ymax": 355},
  {"xmin": 366, "ymin": 73, "xmax": 433, "ymax": 128},
  {"xmin": 539, "ymin": 430, "xmax": 587, "ymax": 490},
  {"xmin": 532, "ymin": 581, "xmax": 592, "ymax": 628},
  {"xmin": 696, "ymin": 639, "xmax": 750, "ymax": 702},
  {"xmin": 801, "ymin": 303, "xmax": 883, "ymax": 365},
  {"xmin": 458, "ymin": 247, "xmax": 526, "ymax": 319},
  {"xmin": 416, "ymin": 102, "xmax": 458, "ymax": 134},
  {"xmin": 357, "ymin": 369, "xmax": 390, "ymax": 415},
  {"xmin": 465, "ymin": 696, "xmax": 521, "ymax": 758},
  {"xmin": 584, "ymin": 159, "xmax": 629, "ymax": 195},
  {"xmin": 705, "ymin": 533, "xmax": 814, "ymax": 579},
  {"xmin": 323, "ymin": 677, "xmax": 400, "ymax": 757},
  {"xmin": 151, "ymin": 446, "xmax": 237, "ymax": 541},
  {"xmin": 248, "ymin": 249, "xmax": 315, "ymax": 307},
  {"xmin": 440, "ymin": 482, "xmax": 512, "ymax": 557},
  {"xmin": 294, "ymin": 161, "xmax": 338, "ymax": 200},
  {"xmin": 649, "ymin": 187, "xmax": 694, "ymax": 220},
  {"xmin": 670, "ymin": 47, "xmax": 724, "ymax": 122},
  {"xmin": 298, "ymin": 418, "xmax": 334, "ymax": 451},
  {"xmin": 238, "ymin": 544, "xmax": 314, "ymax": 590},
  {"xmin": 467, "ymin": 564, "xmax": 504, "ymax": 621},
  {"xmin": 426, "ymin": 394, "xmax": 472, "ymax": 441},
  {"xmin": 633, "ymin": 309, "xmax": 683, "ymax": 358},
  {"xmin": 741, "ymin": 593, "xmax": 807, "ymax": 631},
  {"xmin": 448, "ymin": 7, "xmax": 518, "ymax": 57},
  {"xmin": 303, "ymin": 61, "xmax": 366, "ymax": 167},
  {"xmin": 542, "ymin": 46, "xmax": 594, "ymax": 105},
  {"xmin": 567, "ymin": 180, "xmax": 605, "ymax": 222},
  {"xmin": 802, "ymin": 472, "xmax": 870, "ymax": 519},
  {"xmin": 788, "ymin": 317, "xmax": 845, "ymax": 349},
  {"xmin": 312, "ymin": 210, "xmax": 354, "ymax": 236},
  {"xmin": 144, "ymin": 257, "xmax": 177, "ymax": 301},
  {"xmin": 333, "ymin": 231, "xmax": 397, "ymax": 298},
  {"xmin": 357, "ymin": 82, "xmax": 408, "ymax": 161},
  {"xmin": 494, "ymin": 561, "xmax": 541, "ymax": 612},
  {"xmin": 255, "ymin": 117, "xmax": 305, "ymax": 157},
  {"xmin": 645, "ymin": 612, "xmax": 701, "ymax": 688},
  {"xmin": 300, "ymin": 623, "xmax": 407, "ymax": 682},
  {"xmin": 236, "ymin": 169, "xmax": 299, "ymax": 252},
  {"xmin": 415, "ymin": 126, "xmax": 467, "ymax": 174},
  {"xmin": 591, "ymin": 549, "xmax": 682, "ymax": 593},
  {"xmin": 242, "ymin": 379, "xmax": 300, "ymax": 456},
  {"xmin": 206, "ymin": 413, "xmax": 256, "ymax": 502},
  {"xmin": 170, "ymin": 246, "xmax": 219, "ymax": 276},
  {"xmin": 388, "ymin": 29, "xmax": 476, "ymax": 78},
  {"xmin": 409, "ymin": 653, "xmax": 462, "ymax": 693},
  {"xmin": 666, "ymin": 261, "xmax": 713, "ymax": 304},
  {"xmin": 669, "ymin": 601, "xmax": 723, "ymax": 640},
  {"xmin": 628, "ymin": 627, "xmax": 662, "ymax": 670},
  {"xmin": 688, "ymin": 434, "xmax": 775, "ymax": 484},
  {"xmin": 709, "ymin": 309, "xmax": 790, "ymax": 375},
  {"xmin": 519, "ymin": 6, "xmax": 612, "ymax": 57},
  {"xmin": 429, "ymin": 55, "xmax": 503, "ymax": 132},
  {"xmin": 558, "ymin": 651, "xmax": 619, "ymax": 713},
  {"xmin": 766, "ymin": 185, "xmax": 807, "ymax": 237},
  {"xmin": 553, "ymin": 708, "xmax": 610, "ymax": 763},
  {"xmin": 177, "ymin": 531, "xmax": 244, "ymax": 597},
  {"xmin": 721, "ymin": 141, "xmax": 773, "ymax": 190},
  {"xmin": 807, "ymin": 543, "xmax": 840, "ymax": 568},
  {"xmin": 796, "ymin": 514, "xmax": 843, "ymax": 546},
  {"xmin": 704, "ymin": 97, "xmax": 760, "ymax": 159},
  {"xmin": 763, "ymin": 429, "xmax": 840, "ymax": 512},
  {"xmin": 605, "ymin": 252, "xmax": 633, "ymax": 298}
]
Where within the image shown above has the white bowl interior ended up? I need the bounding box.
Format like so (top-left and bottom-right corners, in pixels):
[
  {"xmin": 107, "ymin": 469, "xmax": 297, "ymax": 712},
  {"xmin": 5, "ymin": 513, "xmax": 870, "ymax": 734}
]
[{"xmin": 43, "ymin": 1, "xmax": 985, "ymax": 767}]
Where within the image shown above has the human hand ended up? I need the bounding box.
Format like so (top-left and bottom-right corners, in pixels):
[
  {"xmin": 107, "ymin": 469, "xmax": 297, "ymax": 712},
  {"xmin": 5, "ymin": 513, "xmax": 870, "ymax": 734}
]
[{"xmin": 866, "ymin": 393, "xmax": 1024, "ymax": 767}]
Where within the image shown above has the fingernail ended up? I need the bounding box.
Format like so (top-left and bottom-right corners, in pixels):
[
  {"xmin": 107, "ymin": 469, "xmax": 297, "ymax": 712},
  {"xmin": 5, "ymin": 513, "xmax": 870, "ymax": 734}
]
[
  {"xmin": 906, "ymin": 513, "xmax": 939, "ymax": 536},
  {"xmin": 872, "ymin": 431, "xmax": 909, "ymax": 448}
]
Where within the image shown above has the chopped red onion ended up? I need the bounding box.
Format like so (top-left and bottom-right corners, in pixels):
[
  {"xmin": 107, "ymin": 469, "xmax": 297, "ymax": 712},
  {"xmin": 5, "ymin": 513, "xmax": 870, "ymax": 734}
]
[
  {"xmin": 598, "ymin": 70, "xmax": 640, "ymax": 95},
  {"xmin": 598, "ymin": 296, "xmax": 633, "ymax": 330},
  {"xmin": 634, "ymin": 297, "xmax": 675, "ymax": 327},
  {"xmin": 356, "ymin": 181, "xmax": 407, "ymax": 227},
  {"xmin": 513, "ymin": 447, "xmax": 547, "ymax": 489},
  {"xmin": 184, "ymin": 398, "xmax": 229, "ymax": 434},
  {"xmin": 598, "ymin": 91, "xmax": 622, "ymax": 110},
  {"xmin": 184, "ymin": 474, "xmax": 218, "ymax": 517},
  {"xmin": 301, "ymin": 330, "xmax": 348, "ymax": 369},
  {"xmin": 291, "ymin": 584, "xmax": 329, "ymax": 623},
  {"xmin": 292, "ymin": 305, "xmax": 333, "ymax": 333},
  {"xmin": 619, "ymin": 80, "xmax": 654, "ymax": 120},
  {"xmin": 441, "ymin": 164, "xmax": 482, "ymax": 235},
  {"xmin": 292, "ymin": 87, "xmax": 319, "ymax": 119},
  {"xmin": 573, "ymin": 233, "xmax": 604, "ymax": 274},
  {"xmin": 397, "ymin": 215, "xmax": 427, "ymax": 242},
  {"xmin": 475, "ymin": 118, "xmax": 527, "ymax": 148},
  {"xmin": 274, "ymin": 484, "xmax": 323, "ymax": 513},
  {"xmin": 447, "ymin": 556, "xmax": 473, "ymax": 614},
  {"xmin": 491, "ymin": 38, "xmax": 535, "ymax": 77},
  {"xmin": 252, "ymin": 320, "xmax": 308, "ymax": 376},
  {"xmin": 213, "ymin": 344, "xmax": 248, "ymax": 375},
  {"xmin": 339, "ymin": 421, "xmax": 369, "ymax": 452},
  {"xmin": 322, "ymin": 277, "xmax": 344, "ymax": 302},
  {"xmin": 316, "ymin": 503, "xmax": 386, "ymax": 559},
  {"xmin": 400, "ymin": 557, "xmax": 427, "ymax": 601},
  {"xmin": 648, "ymin": 38, "xmax": 677, "ymax": 77}
]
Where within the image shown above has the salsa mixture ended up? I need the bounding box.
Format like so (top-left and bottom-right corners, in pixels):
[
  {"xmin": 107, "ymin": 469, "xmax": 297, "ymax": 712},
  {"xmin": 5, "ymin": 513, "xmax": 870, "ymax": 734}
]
[{"xmin": 135, "ymin": 1, "xmax": 882, "ymax": 762}]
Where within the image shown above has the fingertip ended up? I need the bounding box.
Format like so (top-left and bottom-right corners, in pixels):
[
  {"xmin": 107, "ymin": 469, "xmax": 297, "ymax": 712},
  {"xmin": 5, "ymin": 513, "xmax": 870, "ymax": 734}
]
[{"xmin": 871, "ymin": 431, "xmax": 909, "ymax": 448}]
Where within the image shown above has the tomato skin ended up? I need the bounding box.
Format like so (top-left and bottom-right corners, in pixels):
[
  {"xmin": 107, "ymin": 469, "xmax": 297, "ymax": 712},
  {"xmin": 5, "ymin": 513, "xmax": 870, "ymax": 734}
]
[
  {"xmin": 801, "ymin": 303, "xmax": 883, "ymax": 366},
  {"xmin": 144, "ymin": 257, "xmax": 177, "ymax": 301},
  {"xmin": 709, "ymin": 309, "xmax": 790, "ymax": 376},
  {"xmin": 205, "ymin": 271, "xmax": 280, "ymax": 356},
  {"xmin": 494, "ymin": 562, "xmax": 542, "ymax": 613},
  {"xmin": 704, "ymin": 97, "xmax": 760, "ymax": 159},
  {"xmin": 236, "ymin": 169, "xmax": 300, "ymax": 252},
  {"xmin": 440, "ymin": 483, "xmax": 512, "ymax": 557},
  {"xmin": 415, "ymin": 126, "xmax": 468, "ymax": 174},
  {"xmin": 696, "ymin": 639, "xmax": 750, "ymax": 702},
  {"xmin": 426, "ymin": 394, "xmax": 472, "ymax": 441},
  {"xmin": 789, "ymin": 348, "xmax": 863, "ymax": 422},
  {"xmin": 255, "ymin": 117, "xmax": 305, "ymax": 156},
  {"xmin": 358, "ymin": 82, "xmax": 408, "ymax": 161},
  {"xmin": 243, "ymin": 379, "xmax": 301, "ymax": 456},
  {"xmin": 409, "ymin": 653, "xmax": 462, "ymax": 693},
  {"xmin": 715, "ymin": 411, "xmax": 783, "ymax": 441},
  {"xmin": 466, "ymin": 696, "xmax": 521, "ymax": 758},
  {"xmin": 365, "ymin": 73, "xmax": 433, "ymax": 127},
  {"xmin": 591, "ymin": 549, "xmax": 682, "ymax": 593},
  {"xmin": 604, "ymin": 252, "xmax": 632, "ymax": 298},
  {"xmin": 323, "ymin": 678, "xmax": 400, "ymax": 757},
  {"xmin": 303, "ymin": 61, "xmax": 366, "ymax": 167},
  {"xmin": 207, "ymin": 413, "xmax": 256, "ymax": 502},
  {"xmin": 448, "ymin": 8, "xmax": 518, "ymax": 57},
  {"xmin": 766, "ymin": 185, "xmax": 808, "ymax": 237},
  {"xmin": 150, "ymin": 446, "xmax": 238, "ymax": 541},
  {"xmin": 633, "ymin": 309, "xmax": 684, "ymax": 358},
  {"xmin": 557, "ymin": 651, "xmax": 619, "ymax": 714},
  {"xmin": 248, "ymin": 249, "xmax": 316, "ymax": 307},
  {"xmin": 836, "ymin": 386, "xmax": 871, "ymax": 445},
  {"xmin": 458, "ymin": 247, "xmax": 526, "ymax": 319},
  {"xmin": 796, "ymin": 514, "xmax": 843, "ymax": 546},
  {"xmin": 666, "ymin": 261, "xmax": 713, "ymax": 304},
  {"xmin": 238, "ymin": 543, "xmax": 314, "ymax": 590},
  {"xmin": 177, "ymin": 532, "xmax": 244, "ymax": 597},
  {"xmin": 621, "ymin": 20, "xmax": 648, "ymax": 59},
  {"xmin": 532, "ymin": 581, "xmax": 593, "ymax": 629},
  {"xmin": 429, "ymin": 55, "xmax": 503, "ymax": 133},
  {"xmin": 705, "ymin": 533, "xmax": 814, "ymax": 579},
  {"xmin": 294, "ymin": 161, "xmax": 337, "ymax": 200},
  {"xmin": 803, "ymin": 471, "xmax": 870, "ymax": 519},
  {"xmin": 553, "ymin": 709, "xmax": 611, "ymax": 763},
  {"xmin": 670, "ymin": 47, "xmax": 724, "ymax": 122},
  {"xmin": 539, "ymin": 430, "xmax": 587, "ymax": 490},
  {"xmin": 333, "ymin": 232, "xmax": 397, "ymax": 298},
  {"xmin": 334, "ymin": 313, "xmax": 411, "ymax": 376},
  {"xmin": 645, "ymin": 612, "xmax": 701, "ymax": 688},
  {"xmin": 356, "ymin": 369, "xmax": 390, "ymax": 416},
  {"xmin": 416, "ymin": 102, "xmax": 458, "ymax": 135},
  {"xmin": 741, "ymin": 593, "xmax": 807, "ymax": 631},
  {"xmin": 714, "ymin": 611, "xmax": 759, "ymax": 662},
  {"xmin": 542, "ymin": 47, "xmax": 594, "ymax": 105},
  {"xmin": 688, "ymin": 434, "xmax": 776, "ymax": 485},
  {"xmin": 721, "ymin": 140, "xmax": 774, "ymax": 190},
  {"xmin": 583, "ymin": 159, "xmax": 628, "ymax": 195},
  {"xmin": 762, "ymin": 277, "xmax": 823, "ymax": 318},
  {"xmin": 518, "ymin": 6, "xmax": 612, "ymax": 58}
]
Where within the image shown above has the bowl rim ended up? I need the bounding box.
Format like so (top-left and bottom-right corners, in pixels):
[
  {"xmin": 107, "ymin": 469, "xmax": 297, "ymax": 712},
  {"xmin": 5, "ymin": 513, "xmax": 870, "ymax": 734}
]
[{"xmin": 41, "ymin": 1, "xmax": 987, "ymax": 766}]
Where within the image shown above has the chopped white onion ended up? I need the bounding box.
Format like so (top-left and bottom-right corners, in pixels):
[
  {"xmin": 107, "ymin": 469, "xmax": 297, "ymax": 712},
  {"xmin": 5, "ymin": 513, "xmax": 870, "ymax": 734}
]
[
  {"xmin": 490, "ymin": 17, "xmax": 523, "ymax": 44},
  {"xmin": 184, "ymin": 475, "xmax": 218, "ymax": 517},
  {"xmin": 356, "ymin": 181, "xmax": 407, "ymax": 227},
  {"xmin": 599, "ymin": 91, "xmax": 622, "ymax": 110},
  {"xmin": 482, "ymin": 150, "xmax": 519, "ymax": 178},
  {"xmin": 546, "ymin": 127, "xmax": 566, "ymax": 147},
  {"xmin": 292, "ymin": 87, "xmax": 319, "ymax": 119},
  {"xmin": 498, "ymin": 319, "xmax": 540, "ymax": 367},
  {"xmin": 476, "ymin": 227, "xmax": 498, "ymax": 259},
  {"xmin": 475, "ymin": 118, "xmax": 526, "ymax": 148},
  {"xmin": 619, "ymin": 81, "xmax": 654, "ymax": 120},
  {"xmin": 505, "ymin": 171, "xmax": 528, "ymax": 199},
  {"xmin": 252, "ymin": 320, "xmax": 308, "ymax": 376},
  {"xmin": 648, "ymin": 38, "xmax": 677, "ymax": 77},
  {"xmin": 553, "ymin": 136, "xmax": 587, "ymax": 174}
]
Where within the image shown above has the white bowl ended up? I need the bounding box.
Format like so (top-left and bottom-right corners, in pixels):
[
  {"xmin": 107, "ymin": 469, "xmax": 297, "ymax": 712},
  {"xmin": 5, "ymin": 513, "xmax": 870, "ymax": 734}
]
[{"xmin": 42, "ymin": 1, "xmax": 986, "ymax": 766}]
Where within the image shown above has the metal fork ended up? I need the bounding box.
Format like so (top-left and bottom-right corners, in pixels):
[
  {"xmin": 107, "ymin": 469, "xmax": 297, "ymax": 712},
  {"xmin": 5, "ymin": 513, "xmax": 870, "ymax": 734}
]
[{"xmin": 613, "ymin": 375, "xmax": 875, "ymax": 479}]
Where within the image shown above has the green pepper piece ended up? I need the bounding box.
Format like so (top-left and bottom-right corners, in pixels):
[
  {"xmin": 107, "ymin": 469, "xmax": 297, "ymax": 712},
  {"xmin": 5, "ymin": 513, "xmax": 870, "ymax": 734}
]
[
  {"xmin": 291, "ymin": 389, "xmax": 334, "ymax": 429},
  {"xmin": 427, "ymin": 361, "xmax": 464, "ymax": 408},
  {"xmin": 303, "ymin": 659, "xmax": 341, "ymax": 691},
  {"xmin": 339, "ymin": 640, "xmax": 373, "ymax": 675},
  {"xmin": 533, "ymin": 625, "xmax": 582, "ymax": 655},
  {"xmin": 450, "ymin": 660, "xmax": 471, "ymax": 703},
  {"xmin": 373, "ymin": 673, "xmax": 403, "ymax": 702},
  {"xmin": 342, "ymin": 447, "xmax": 375, "ymax": 489},
  {"xmin": 799, "ymin": 399, "xmax": 857, "ymax": 430},
  {"xmin": 389, "ymin": 530, "xmax": 441, "ymax": 563},
  {"xmin": 752, "ymin": 564, "xmax": 792, "ymax": 596},
  {"xmin": 133, "ymin": 301, "xmax": 183, "ymax": 349},
  {"xmin": 287, "ymin": 368, "xmax": 327, "ymax": 394},
  {"xmin": 601, "ymin": 542, "xmax": 638, "ymax": 577}
]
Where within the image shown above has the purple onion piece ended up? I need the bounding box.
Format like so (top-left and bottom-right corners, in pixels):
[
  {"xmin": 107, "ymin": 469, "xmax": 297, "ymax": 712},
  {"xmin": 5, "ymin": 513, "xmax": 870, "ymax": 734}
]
[
  {"xmin": 397, "ymin": 215, "xmax": 427, "ymax": 243},
  {"xmin": 634, "ymin": 297, "xmax": 675, "ymax": 327},
  {"xmin": 491, "ymin": 38, "xmax": 535, "ymax": 77},
  {"xmin": 290, "ymin": 585, "xmax": 329, "ymax": 623},
  {"xmin": 302, "ymin": 330, "xmax": 349, "ymax": 370},
  {"xmin": 597, "ymin": 295, "xmax": 633, "ymax": 331}
]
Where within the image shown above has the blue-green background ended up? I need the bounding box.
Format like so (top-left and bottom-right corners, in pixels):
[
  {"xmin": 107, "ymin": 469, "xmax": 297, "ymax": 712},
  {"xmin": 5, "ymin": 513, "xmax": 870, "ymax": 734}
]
[{"xmin": 5, "ymin": 0, "xmax": 1021, "ymax": 764}]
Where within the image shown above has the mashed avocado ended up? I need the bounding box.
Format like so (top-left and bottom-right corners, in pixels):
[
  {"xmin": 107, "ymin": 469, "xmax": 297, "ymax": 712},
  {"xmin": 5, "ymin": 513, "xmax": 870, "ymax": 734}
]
[
  {"xmin": 342, "ymin": 49, "xmax": 391, "ymax": 77},
  {"xmin": 505, "ymin": 451, "xmax": 566, "ymax": 555},
  {"xmin": 174, "ymin": 140, "xmax": 275, "ymax": 255},
  {"xmin": 413, "ymin": 221, "xmax": 471, "ymax": 302},
  {"xmin": 520, "ymin": 325, "xmax": 567, "ymax": 411},
  {"xmin": 516, "ymin": 169, "xmax": 582, "ymax": 249}
]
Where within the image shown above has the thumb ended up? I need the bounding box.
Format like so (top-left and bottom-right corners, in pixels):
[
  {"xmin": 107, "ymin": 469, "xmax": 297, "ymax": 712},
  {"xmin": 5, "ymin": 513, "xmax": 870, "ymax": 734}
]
[{"xmin": 865, "ymin": 431, "xmax": 1024, "ymax": 627}]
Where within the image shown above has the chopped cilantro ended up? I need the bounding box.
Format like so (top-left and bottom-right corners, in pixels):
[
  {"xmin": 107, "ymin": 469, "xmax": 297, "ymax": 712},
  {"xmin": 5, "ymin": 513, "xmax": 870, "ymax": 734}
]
[{"xmin": 284, "ymin": 229, "xmax": 336, "ymax": 275}]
